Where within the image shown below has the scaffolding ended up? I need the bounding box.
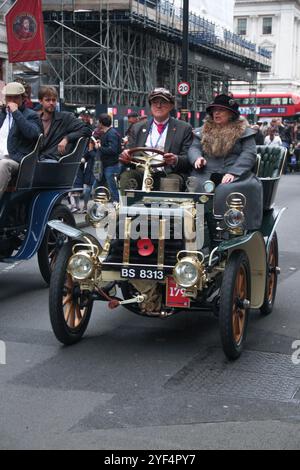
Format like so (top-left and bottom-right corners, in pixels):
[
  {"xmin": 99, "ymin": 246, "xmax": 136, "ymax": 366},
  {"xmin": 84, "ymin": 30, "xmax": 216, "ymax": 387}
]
[{"xmin": 41, "ymin": 1, "xmax": 271, "ymax": 108}]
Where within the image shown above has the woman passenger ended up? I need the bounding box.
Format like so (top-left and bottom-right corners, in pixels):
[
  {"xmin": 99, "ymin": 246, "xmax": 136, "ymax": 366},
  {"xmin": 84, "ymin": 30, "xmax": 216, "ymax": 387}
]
[{"xmin": 187, "ymin": 94, "xmax": 263, "ymax": 230}]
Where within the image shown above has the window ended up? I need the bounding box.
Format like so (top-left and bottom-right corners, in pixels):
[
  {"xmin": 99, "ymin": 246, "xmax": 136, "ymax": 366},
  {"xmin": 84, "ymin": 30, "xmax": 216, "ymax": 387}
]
[
  {"xmin": 270, "ymin": 98, "xmax": 281, "ymax": 105},
  {"xmin": 257, "ymin": 98, "xmax": 271, "ymax": 105},
  {"xmin": 237, "ymin": 18, "xmax": 247, "ymax": 36},
  {"xmin": 263, "ymin": 17, "xmax": 272, "ymax": 35}
]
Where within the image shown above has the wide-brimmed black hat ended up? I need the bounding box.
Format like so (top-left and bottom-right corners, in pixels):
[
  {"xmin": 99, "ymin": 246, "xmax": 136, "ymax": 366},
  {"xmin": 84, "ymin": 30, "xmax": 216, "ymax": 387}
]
[{"xmin": 206, "ymin": 94, "xmax": 240, "ymax": 117}]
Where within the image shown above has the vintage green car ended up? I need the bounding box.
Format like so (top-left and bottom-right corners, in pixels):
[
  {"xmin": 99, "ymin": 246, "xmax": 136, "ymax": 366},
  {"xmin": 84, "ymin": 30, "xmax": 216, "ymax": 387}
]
[{"xmin": 48, "ymin": 145, "xmax": 287, "ymax": 360}]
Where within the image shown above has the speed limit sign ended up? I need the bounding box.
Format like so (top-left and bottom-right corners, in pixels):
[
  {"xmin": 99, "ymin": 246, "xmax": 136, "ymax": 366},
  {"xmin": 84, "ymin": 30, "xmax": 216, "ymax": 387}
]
[{"xmin": 177, "ymin": 81, "xmax": 191, "ymax": 96}]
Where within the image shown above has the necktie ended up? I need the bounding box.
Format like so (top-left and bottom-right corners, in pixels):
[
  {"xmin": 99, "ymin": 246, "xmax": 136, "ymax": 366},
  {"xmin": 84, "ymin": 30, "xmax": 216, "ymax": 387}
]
[{"xmin": 156, "ymin": 123, "xmax": 165, "ymax": 134}]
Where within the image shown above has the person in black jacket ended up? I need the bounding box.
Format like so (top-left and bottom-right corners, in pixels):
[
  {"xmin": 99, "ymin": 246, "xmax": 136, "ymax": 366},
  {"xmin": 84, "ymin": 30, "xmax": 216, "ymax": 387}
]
[
  {"xmin": 70, "ymin": 138, "xmax": 98, "ymax": 213},
  {"xmin": 0, "ymin": 82, "xmax": 42, "ymax": 200},
  {"xmin": 252, "ymin": 123, "xmax": 264, "ymax": 145},
  {"xmin": 98, "ymin": 113, "xmax": 122, "ymax": 202},
  {"xmin": 38, "ymin": 86, "xmax": 91, "ymax": 161}
]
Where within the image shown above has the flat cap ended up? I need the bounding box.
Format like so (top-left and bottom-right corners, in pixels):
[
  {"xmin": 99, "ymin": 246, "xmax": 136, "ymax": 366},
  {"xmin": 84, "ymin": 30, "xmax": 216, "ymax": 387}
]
[
  {"xmin": 2, "ymin": 82, "xmax": 25, "ymax": 96},
  {"xmin": 148, "ymin": 88, "xmax": 175, "ymax": 104}
]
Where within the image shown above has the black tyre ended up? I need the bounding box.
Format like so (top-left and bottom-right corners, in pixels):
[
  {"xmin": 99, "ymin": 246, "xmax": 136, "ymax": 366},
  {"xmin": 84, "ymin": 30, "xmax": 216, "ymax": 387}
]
[
  {"xmin": 38, "ymin": 204, "xmax": 76, "ymax": 285},
  {"xmin": 260, "ymin": 232, "xmax": 279, "ymax": 316},
  {"xmin": 219, "ymin": 250, "xmax": 251, "ymax": 360},
  {"xmin": 49, "ymin": 242, "xmax": 93, "ymax": 345}
]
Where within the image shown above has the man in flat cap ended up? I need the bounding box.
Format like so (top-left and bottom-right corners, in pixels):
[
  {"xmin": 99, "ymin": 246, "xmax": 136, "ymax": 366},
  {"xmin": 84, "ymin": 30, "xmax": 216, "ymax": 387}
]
[
  {"xmin": 0, "ymin": 82, "xmax": 41, "ymax": 200},
  {"xmin": 121, "ymin": 88, "xmax": 192, "ymax": 171}
]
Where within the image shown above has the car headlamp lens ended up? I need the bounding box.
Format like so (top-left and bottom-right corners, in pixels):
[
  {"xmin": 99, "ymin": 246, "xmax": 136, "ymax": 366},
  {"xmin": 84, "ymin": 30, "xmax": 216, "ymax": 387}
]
[
  {"xmin": 224, "ymin": 208, "xmax": 245, "ymax": 229},
  {"xmin": 68, "ymin": 253, "xmax": 94, "ymax": 280},
  {"xmin": 88, "ymin": 202, "xmax": 108, "ymax": 223},
  {"xmin": 203, "ymin": 180, "xmax": 215, "ymax": 193},
  {"xmin": 174, "ymin": 260, "xmax": 199, "ymax": 288}
]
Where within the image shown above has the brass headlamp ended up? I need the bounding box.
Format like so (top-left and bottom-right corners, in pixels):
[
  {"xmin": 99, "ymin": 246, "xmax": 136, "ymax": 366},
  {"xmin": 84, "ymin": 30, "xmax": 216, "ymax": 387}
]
[
  {"xmin": 224, "ymin": 193, "xmax": 246, "ymax": 235},
  {"xmin": 173, "ymin": 251, "xmax": 206, "ymax": 289}
]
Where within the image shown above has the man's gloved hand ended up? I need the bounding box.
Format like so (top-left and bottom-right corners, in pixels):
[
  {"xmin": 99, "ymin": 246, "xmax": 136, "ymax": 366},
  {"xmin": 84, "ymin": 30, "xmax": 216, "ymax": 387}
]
[
  {"xmin": 163, "ymin": 153, "xmax": 178, "ymax": 166},
  {"xmin": 119, "ymin": 149, "xmax": 132, "ymax": 164}
]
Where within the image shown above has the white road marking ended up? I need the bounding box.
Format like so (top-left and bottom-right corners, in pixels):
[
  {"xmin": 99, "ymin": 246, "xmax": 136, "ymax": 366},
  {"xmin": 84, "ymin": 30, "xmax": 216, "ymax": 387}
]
[{"xmin": 0, "ymin": 261, "xmax": 23, "ymax": 275}]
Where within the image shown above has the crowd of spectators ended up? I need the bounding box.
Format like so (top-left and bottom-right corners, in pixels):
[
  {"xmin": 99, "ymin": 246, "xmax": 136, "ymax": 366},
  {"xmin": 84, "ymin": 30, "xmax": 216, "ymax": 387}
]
[{"xmin": 252, "ymin": 118, "xmax": 300, "ymax": 173}]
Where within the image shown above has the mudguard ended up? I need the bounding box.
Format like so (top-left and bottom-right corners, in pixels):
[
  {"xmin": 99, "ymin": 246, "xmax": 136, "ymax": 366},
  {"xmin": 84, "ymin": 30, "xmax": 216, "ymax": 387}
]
[
  {"xmin": 260, "ymin": 207, "xmax": 287, "ymax": 254},
  {"xmin": 217, "ymin": 231, "xmax": 267, "ymax": 309},
  {"xmin": 7, "ymin": 190, "xmax": 71, "ymax": 261}
]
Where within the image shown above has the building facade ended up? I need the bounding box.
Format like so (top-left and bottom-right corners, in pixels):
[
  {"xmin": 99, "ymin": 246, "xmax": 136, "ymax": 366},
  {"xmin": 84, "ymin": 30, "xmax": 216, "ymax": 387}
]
[
  {"xmin": 175, "ymin": 0, "xmax": 235, "ymax": 29},
  {"xmin": 233, "ymin": 0, "xmax": 300, "ymax": 93},
  {"xmin": 0, "ymin": 0, "xmax": 13, "ymax": 87},
  {"xmin": 0, "ymin": 14, "xmax": 8, "ymax": 84},
  {"xmin": 42, "ymin": 0, "xmax": 269, "ymax": 110}
]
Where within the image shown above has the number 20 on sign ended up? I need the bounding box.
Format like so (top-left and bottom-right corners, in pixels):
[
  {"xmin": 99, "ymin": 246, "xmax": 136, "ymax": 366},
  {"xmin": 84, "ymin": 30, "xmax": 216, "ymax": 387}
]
[{"xmin": 177, "ymin": 82, "xmax": 191, "ymax": 96}]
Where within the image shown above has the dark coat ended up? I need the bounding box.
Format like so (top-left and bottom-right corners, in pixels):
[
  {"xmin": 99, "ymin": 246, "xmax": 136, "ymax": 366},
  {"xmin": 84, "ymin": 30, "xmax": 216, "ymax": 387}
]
[
  {"xmin": 99, "ymin": 127, "xmax": 122, "ymax": 168},
  {"xmin": 74, "ymin": 149, "xmax": 96, "ymax": 187},
  {"xmin": 188, "ymin": 125, "xmax": 258, "ymax": 178},
  {"xmin": 255, "ymin": 129, "xmax": 265, "ymax": 145},
  {"xmin": 0, "ymin": 106, "xmax": 42, "ymax": 163},
  {"xmin": 40, "ymin": 111, "xmax": 91, "ymax": 160},
  {"xmin": 128, "ymin": 116, "xmax": 193, "ymax": 173},
  {"xmin": 188, "ymin": 123, "xmax": 263, "ymax": 230}
]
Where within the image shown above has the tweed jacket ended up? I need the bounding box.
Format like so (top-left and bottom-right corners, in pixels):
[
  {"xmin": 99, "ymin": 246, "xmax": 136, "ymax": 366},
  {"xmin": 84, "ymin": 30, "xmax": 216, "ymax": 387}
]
[{"xmin": 128, "ymin": 116, "xmax": 193, "ymax": 173}]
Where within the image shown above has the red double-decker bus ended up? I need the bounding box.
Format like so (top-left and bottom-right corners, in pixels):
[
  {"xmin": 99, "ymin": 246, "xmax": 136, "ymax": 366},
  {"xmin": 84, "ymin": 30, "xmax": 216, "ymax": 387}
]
[{"xmin": 233, "ymin": 92, "xmax": 300, "ymax": 120}]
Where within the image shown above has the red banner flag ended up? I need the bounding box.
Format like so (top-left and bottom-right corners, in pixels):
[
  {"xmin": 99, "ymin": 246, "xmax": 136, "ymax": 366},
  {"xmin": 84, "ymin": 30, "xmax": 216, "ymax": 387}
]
[{"xmin": 6, "ymin": 0, "xmax": 46, "ymax": 63}]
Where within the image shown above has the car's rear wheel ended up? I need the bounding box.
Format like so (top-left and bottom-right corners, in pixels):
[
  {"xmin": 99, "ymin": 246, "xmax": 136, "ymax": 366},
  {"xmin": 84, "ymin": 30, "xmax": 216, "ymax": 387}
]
[
  {"xmin": 219, "ymin": 250, "xmax": 251, "ymax": 360},
  {"xmin": 260, "ymin": 232, "xmax": 279, "ymax": 316},
  {"xmin": 49, "ymin": 242, "xmax": 93, "ymax": 345},
  {"xmin": 38, "ymin": 204, "xmax": 76, "ymax": 285}
]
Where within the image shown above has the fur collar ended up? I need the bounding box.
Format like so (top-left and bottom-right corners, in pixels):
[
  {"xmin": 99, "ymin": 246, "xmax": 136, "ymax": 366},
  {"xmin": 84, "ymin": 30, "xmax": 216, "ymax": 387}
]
[{"xmin": 201, "ymin": 116, "xmax": 248, "ymax": 157}]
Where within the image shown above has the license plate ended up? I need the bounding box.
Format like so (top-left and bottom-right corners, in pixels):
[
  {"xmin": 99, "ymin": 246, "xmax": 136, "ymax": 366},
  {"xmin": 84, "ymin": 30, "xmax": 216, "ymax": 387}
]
[
  {"xmin": 166, "ymin": 277, "xmax": 190, "ymax": 308},
  {"xmin": 121, "ymin": 266, "xmax": 164, "ymax": 280}
]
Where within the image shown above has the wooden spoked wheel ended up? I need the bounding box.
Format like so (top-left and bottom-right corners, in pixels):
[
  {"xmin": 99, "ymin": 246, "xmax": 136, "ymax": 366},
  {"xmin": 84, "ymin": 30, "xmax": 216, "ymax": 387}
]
[
  {"xmin": 219, "ymin": 250, "xmax": 251, "ymax": 360},
  {"xmin": 232, "ymin": 265, "xmax": 247, "ymax": 345},
  {"xmin": 49, "ymin": 242, "xmax": 93, "ymax": 345},
  {"xmin": 63, "ymin": 274, "xmax": 89, "ymax": 330}
]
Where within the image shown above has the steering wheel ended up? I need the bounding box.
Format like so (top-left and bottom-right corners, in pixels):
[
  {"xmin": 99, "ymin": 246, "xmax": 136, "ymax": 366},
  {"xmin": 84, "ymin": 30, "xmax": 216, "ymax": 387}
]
[{"xmin": 120, "ymin": 147, "xmax": 166, "ymax": 169}]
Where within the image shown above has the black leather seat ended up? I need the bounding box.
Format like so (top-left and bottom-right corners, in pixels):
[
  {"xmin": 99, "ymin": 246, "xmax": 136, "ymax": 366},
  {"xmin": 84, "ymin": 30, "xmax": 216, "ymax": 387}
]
[
  {"xmin": 256, "ymin": 146, "xmax": 287, "ymax": 210},
  {"xmin": 256, "ymin": 146, "xmax": 286, "ymax": 178},
  {"xmin": 31, "ymin": 137, "xmax": 88, "ymax": 189},
  {"xmin": 6, "ymin": 134, "xmax": 43, "ymax": 192}
]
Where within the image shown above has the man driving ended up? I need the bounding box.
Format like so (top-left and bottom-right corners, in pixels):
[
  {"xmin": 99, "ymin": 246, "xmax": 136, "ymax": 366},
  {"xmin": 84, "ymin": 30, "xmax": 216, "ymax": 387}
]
[
  {"xmin": 121, "ymin": 87, "xmax": 193, "ymax": 172},
  {"xmin": 0, "ymin": 82, "xmax": 41, "ymax": 201}
]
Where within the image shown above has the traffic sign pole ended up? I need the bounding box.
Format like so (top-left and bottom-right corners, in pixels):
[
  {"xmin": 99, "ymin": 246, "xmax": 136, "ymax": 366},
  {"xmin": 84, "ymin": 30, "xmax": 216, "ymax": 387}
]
[{"xmin": 181, "ymin": 0, "xmax": 189, "ymax": 121}]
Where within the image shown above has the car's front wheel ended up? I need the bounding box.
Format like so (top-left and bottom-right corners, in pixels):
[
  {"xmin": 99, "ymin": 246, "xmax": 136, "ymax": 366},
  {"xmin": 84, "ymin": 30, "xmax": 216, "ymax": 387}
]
[
  {"xmin": 219, "ymin": 250, "xmax": 251, "ymax": 360},
  {"xmin": 49, "ymin": 242, "xmax": 93, "ymax": 345}
]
